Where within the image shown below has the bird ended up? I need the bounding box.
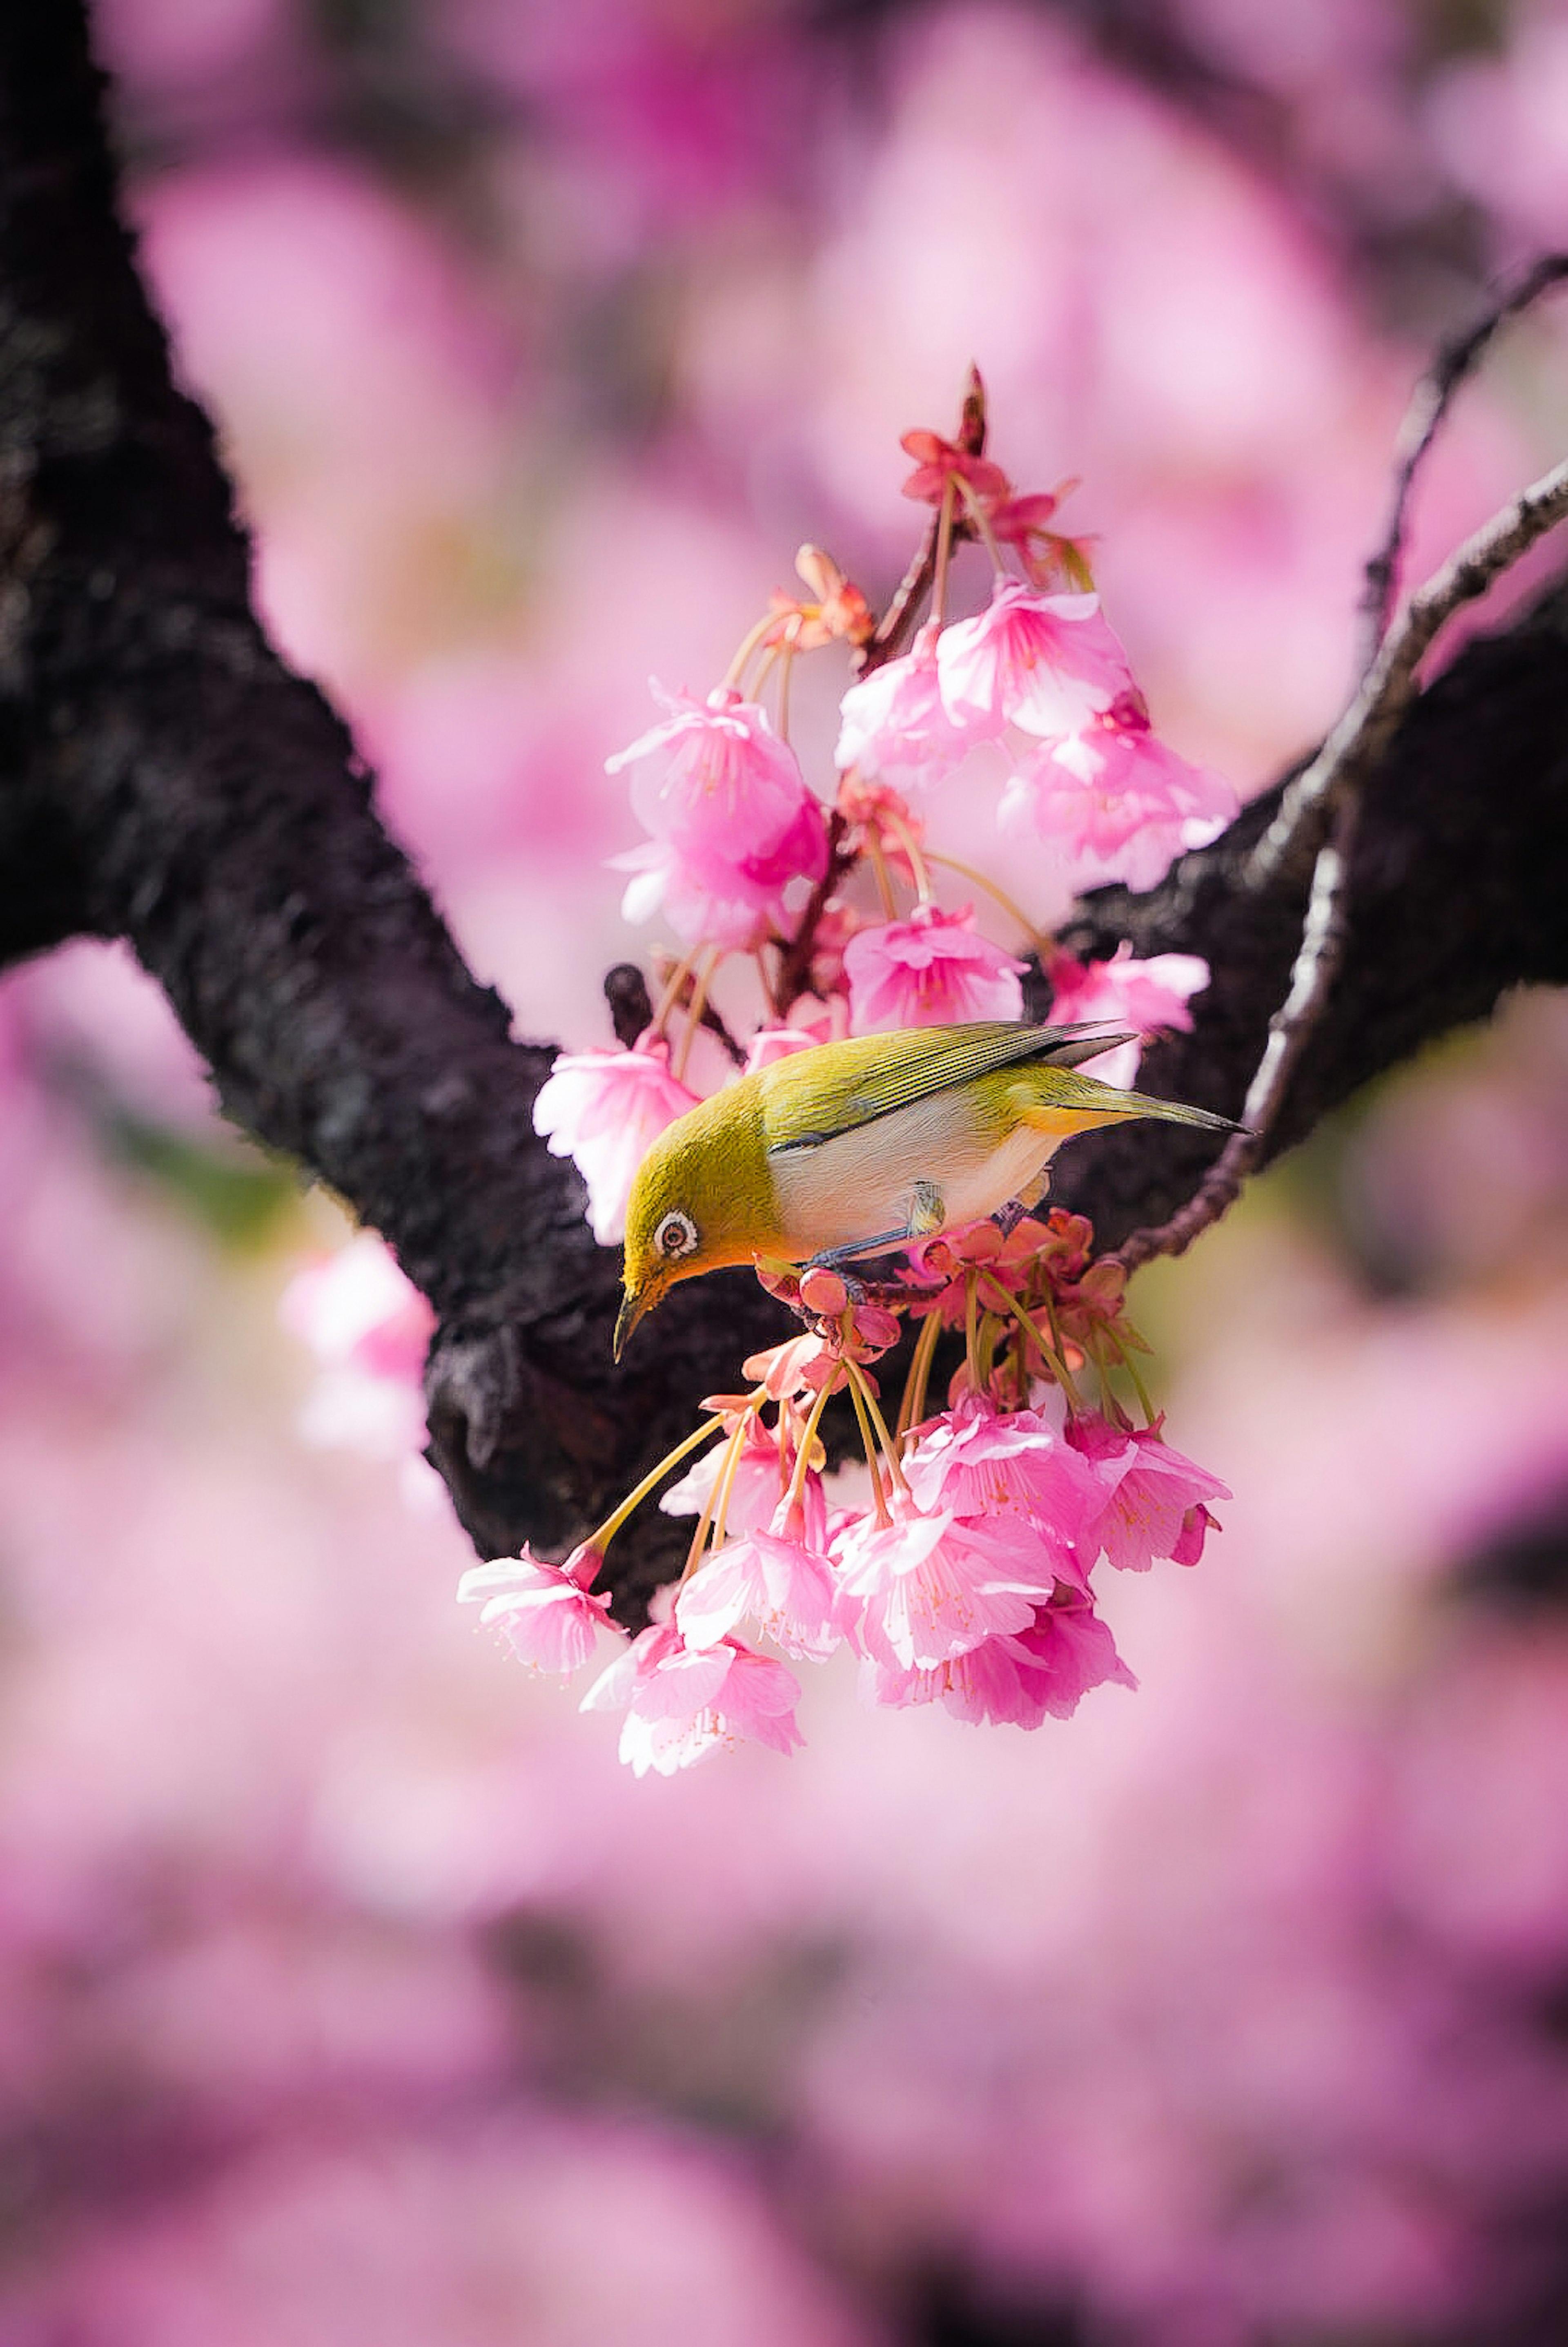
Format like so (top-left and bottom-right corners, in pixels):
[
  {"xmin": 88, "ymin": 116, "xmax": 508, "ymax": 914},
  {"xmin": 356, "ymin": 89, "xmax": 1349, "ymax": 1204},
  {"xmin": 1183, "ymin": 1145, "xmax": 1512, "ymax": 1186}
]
[{"xmin": 614, "ymin": 1020, "xmax": 1238, "ymax": 1357}]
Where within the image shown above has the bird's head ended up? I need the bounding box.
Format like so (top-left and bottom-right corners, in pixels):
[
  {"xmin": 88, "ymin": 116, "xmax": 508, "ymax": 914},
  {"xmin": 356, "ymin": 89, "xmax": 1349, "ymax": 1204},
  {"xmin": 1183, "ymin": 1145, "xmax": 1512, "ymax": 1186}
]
[{"xmin": 613, "ymin": 1093, "xmax": 764, "ymax": 1359}]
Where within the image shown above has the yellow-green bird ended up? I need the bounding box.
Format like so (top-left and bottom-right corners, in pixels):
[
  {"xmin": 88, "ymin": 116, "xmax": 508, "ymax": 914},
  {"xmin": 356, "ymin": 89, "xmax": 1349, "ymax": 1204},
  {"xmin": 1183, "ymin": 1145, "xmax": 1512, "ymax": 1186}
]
[{"xmin": 614, "ymin": 1020, "xmax": 1237, "ymax": 1357}]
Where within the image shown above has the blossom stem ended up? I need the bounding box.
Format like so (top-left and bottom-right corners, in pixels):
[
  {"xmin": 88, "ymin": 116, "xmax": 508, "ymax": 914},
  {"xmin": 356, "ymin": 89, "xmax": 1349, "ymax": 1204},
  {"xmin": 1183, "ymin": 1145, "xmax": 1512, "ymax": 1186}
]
[
  {"xmin": 978, "ymin": 1272, "xmax": 1085, "ymax": 1411},
  {"xmin": 846, "ymin": 1370, "xmax": 891, "ymax": 1525},
  {"xmin": 976, "ymin": 1307, "xmax": 1001, "ymax": 1391},
  {"xmin": 649, "ymin": 946, "xmax": 702, "ymax": 1036},
  {"xmin": 753, "ymin": 946, "xmax": 784, "ymax": 1023},
  {"xmin": 847, "ymin": 1359, "xmax": 911, "ymax": 1502},
  {"xmin": 1099, "ymin": 1319, "xmax": 1158, "ymax": 1427},
  {"xmin": 785, "ymin": 1373, "xmax": 837, "ymax": 1513},
  {"xmin": 776, "ymin": 632, "xmax": 798, "ymax": 741},
  {"xmin": 672, "ymin": 946, "xmax": 720, "ymax": 1086},
  {"xmin": 932, "ymin": 476, "xmax": 957, "ymax": 626},
  {"xmin": 866, "ymin": 829, "xmax": 900, "ymax": 920},
  {"xmin": 964, "ymin": 1269, "xmax": 980, "ymax": 1394},
  {"xmin": 708, "ymin": 1404, "xmax": 757, "ymax": 1551},
  {"xmin": 722, "ymin": 608, "xmax": 781, "ymax": 692},
  {"xmin": 682, "ymin": 1398, "xmax": 764, "ymax": 1578},
  {"xmin": 923, "ymin": 850, "xmax": 1056, "ymax": 965},
  {"xmin": 952, "ymin": 471, "xmax": 1008, "ymax": 571},
  {"xmin": 878, "ymin": 805, "xmax": 933, "ymax": 905},
  {"xmin": 1082, "ymin": 1330, "xmax": 1133, "ymax": 1430},
  {"xmin": 895, "ymin": 1307, "xmax": 944, "ymax": 1446},
  {"xmin": 590, "ymin": 1408, "xmax": 738, "ymax": 1552}
]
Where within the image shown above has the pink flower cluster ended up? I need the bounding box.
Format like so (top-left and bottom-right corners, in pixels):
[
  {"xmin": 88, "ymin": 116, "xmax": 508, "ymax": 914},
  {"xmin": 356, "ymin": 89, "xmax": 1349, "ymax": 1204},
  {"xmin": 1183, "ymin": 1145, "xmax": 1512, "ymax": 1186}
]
[
  {"xmin": 838, "ymin": 582, "xmax": 1236, "ymax": 893},
  {"xmin": 608, "ymin": 685, "xmax": 827, "ymax": 949},
  {"xmin": 463, "ymin": 1363, "xmax": 1227, "ymax": 1774},
  {"xmin": 541, "ymin": 463, "xmax": 1231, "ymax": 1234},
  {"xmin": 493, "ymin": 395, "xmax": 1241, "ymax": 1770}
]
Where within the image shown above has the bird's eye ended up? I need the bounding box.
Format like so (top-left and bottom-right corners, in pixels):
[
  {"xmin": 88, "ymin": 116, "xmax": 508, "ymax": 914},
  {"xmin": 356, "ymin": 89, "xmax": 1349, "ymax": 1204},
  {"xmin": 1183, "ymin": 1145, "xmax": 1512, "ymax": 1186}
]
[{"xmin": 654, "ymin": 1208, "xmax": 699, "ymax": 1261}]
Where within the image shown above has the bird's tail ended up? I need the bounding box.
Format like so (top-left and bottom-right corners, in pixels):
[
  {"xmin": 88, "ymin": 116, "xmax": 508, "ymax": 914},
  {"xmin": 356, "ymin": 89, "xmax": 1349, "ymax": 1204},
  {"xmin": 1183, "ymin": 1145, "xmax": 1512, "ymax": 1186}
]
[{"xmin": 1017, "ymin": 1062, "xmax": 1242, "ymax": 1136}]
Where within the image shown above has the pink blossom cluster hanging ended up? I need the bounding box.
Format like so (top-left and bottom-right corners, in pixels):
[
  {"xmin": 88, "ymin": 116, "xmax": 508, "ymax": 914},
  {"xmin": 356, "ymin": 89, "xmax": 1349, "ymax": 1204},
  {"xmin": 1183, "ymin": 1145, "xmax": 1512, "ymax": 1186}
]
[{"xmin": 484, "ymin": 380, "xmax": 1239, "ymax": 1772}]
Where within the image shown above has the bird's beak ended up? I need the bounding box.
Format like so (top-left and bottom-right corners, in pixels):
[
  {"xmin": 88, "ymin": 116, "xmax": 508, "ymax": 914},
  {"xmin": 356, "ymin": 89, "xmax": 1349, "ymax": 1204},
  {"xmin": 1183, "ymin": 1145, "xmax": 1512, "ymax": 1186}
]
[{"xmin": 613, "ymin": 1283, "xmax": 653, "ymax": 1363}]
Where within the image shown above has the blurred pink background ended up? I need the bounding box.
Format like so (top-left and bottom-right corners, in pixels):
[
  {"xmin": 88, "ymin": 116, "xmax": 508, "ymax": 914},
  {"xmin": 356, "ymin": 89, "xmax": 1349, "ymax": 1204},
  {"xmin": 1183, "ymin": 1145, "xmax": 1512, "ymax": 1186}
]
[{"xmin": 3, "ymin": 2, "xmax": 1568, "ymax": 2338}]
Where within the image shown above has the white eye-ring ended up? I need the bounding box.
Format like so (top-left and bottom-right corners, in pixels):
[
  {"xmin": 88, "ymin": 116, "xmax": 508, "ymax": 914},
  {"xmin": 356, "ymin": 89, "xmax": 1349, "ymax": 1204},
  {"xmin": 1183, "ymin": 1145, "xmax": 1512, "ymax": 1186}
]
[{"xmin": 654, "ymin": 1208, "xmax": 699, "ymax": 1261}]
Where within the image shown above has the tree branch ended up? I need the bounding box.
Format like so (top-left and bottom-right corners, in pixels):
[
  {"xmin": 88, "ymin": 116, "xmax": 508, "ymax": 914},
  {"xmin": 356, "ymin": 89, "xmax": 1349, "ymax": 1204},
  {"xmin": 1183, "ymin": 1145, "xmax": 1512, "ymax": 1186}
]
[{"xmin": 4, "ymin": 4, "xmax": 1566, "ymax": 1626}]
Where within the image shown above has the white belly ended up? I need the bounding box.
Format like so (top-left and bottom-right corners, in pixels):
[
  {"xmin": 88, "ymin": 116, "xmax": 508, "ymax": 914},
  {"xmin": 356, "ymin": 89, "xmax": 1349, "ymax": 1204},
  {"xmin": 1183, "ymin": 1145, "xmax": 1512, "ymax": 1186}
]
[{"xmin": 767, "ymin": 1094, "xmax": 1059, "ymax": 1259}]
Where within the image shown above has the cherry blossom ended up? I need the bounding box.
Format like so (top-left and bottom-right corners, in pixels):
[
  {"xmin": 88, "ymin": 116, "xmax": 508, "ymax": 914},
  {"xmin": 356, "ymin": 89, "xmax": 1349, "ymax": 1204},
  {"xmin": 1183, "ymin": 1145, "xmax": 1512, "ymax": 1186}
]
[
  {"xmin": 279, "ymin": 1230, "xmax": 434, "ymax": 1382},
  {"xmin": 1000, "ymin": 706, "xmax": 1237, "ymax": 892},
  {"xmin": 614, "ymin": 789, "xmax": 829, "ymax": 948},
  {"xmin": 580, "ymin": 1622, "xmax": 804, "ymax": 1775},
  {"xmin": 608, "ymin": 685, "xmax": 828, "ymax": 942},
  {"xmin": 278, "ymin": 1233, "xmax": 435, "ymax": 1464},
  {"xmin": 532, "ymin": 1035, "xmax": 699, "ymax": 1245},
  {"xmin": 936, "ymin": 578, "xmax": 1133, "ymax": 741},
  {"xmin": 898, "ymin": 429, "xmax": 1010, "ymax": 507},
  {"xmin": 515, "ymin": 397, "xmax": 1242, "ymax": 1771},
  {"xmin": 902, "ymin": 1395, "xmax": 1100, "ymax": 1585},
  {"xmin": 660, "ymin": 1417, "xmax": 827, "ymax": 1550},
  {"xmin": 843, "ymin": 903, "xmax": 1025, "ymax": 1032},
  {"xmin": 1069, "ymin": 1413, "xmax": 1231, "ymax": 1572},
  {"xmin": 865, "ymin": 1590, "xmax": 1136, "ymax": 1726},
  {"xmin": 1047, "ymin": 944, "xmax": 1212, "ymax": 1088},
  {"xmin": 675, "ymin": 1514, "xmax": 841, "ymax": 1661},
  {"xmin": 833, "ymin": 1505, "xmax": 1052, "ymax": 1671},
  {"xmin": 834, "ymin": 623, "xmax": 970, "ymax": 792},
  {"xmin": 457, "ymin": 1545, "xmax": 617, "ymax": 1676}
]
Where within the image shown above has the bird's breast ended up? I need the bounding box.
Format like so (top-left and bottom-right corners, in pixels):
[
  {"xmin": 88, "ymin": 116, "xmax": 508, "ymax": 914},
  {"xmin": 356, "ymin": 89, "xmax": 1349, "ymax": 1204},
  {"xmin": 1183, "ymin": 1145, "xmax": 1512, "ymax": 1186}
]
[{"xmin": 766, "ymin": 1092, "xmax": 1057, "ymax": 1258}]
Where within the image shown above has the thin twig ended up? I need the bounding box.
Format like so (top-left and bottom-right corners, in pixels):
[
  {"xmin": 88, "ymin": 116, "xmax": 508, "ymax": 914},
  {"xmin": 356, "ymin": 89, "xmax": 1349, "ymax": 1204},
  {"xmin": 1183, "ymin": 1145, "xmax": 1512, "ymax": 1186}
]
[
  {"xmin": 1360, "ymin": 255, "xmax": 1568, "ymax": 663},
  {"xmin": 1250, "ymin": 456, "xmax": 1568, "ymax": 892},
  {"xmin": 647, "ymin": 951, "xmax": 746, "ymax": 1065},
  {"xmin": 1110, "ymin": 791, "xmax": 1360, "ymax": 1274},
  {"xmin": 1110, "ymin": 453, "xmax": 1568, "ymax": 1276}
]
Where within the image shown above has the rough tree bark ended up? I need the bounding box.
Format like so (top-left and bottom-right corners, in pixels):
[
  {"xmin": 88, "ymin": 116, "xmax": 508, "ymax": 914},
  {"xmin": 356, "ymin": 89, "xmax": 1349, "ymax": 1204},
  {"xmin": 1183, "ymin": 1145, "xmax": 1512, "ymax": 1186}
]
[{"xmin": 3, "ymin": 5, "xmax": 1566, "ymax": 1621}]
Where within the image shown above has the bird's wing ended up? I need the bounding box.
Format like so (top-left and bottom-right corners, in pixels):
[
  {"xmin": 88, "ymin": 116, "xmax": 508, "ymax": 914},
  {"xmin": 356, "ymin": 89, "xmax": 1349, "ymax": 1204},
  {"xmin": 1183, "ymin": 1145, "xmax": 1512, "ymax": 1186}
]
[{"xmin": 763, "ymin": 1022, "xmax": 1136, "ymax": 1153}]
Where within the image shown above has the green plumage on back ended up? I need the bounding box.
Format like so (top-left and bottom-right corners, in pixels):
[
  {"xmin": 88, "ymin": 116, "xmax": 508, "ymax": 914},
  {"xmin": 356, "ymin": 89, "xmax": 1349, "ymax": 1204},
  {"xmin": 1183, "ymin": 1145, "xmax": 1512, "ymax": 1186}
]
[{"xmin": 760, "ymin": 1022, "xmax": 1132, "ymax": 1153}]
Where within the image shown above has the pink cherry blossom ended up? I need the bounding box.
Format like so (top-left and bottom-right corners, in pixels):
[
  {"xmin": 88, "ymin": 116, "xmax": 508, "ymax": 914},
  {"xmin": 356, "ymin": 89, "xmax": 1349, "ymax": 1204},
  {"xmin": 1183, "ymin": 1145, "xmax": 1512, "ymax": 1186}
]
[
  {"xmin": 1069, "ymin": 1412, "xmax": 1232, "ymax": 1573},
  {"xmin": 1000, "ymin": 707, "xmax": 1238, "ymax": 892},
  {"xmin": 833, "ymin": 1505, "xmax": 1051, "ymax": 1671},
  {"xmin": 278, "ymin": 1232, "xmax": 434, "ymax": 1463},
  {"xmin": 612, "ymin": 788, "xmax": 829, "ymax": 948},
  {"xmin": 834, "ymin": 622, "xmax": 969, "ymax": 792},
  {"xmin": 278, "ymin": 1230, "xmax": 434, "ymax": 1381},
  {"xmin": 903, "ymin": 1396, "xmax": 1101, "ymax": 1586},
  {"xmin": 532, "ymin": 1035, "xmax": 699, "ymax": 1246},
  {"xmin": 867, "ymin": 1591, "xmax": 1137, "ymax": 1725},
  {"xmin": 659, "ymin": 1418, "xmax": 827, "ymax": 1551},
  {"xmin": 843, "ymin": 904, "xmax": 1025, "ymax": 1033},
  {"xmin": 580, "ymin": 1622, "xmax": 804, "ymax": 1775},
  {"xmin": 1046, "ymin": 943, "xmax": 1212, "ymax": 1088},
  {"xmin": 608, "ymin": 683, "xmax": 806, "ymax": 856},
  {"xmin": 936, "ymin": 578, "xmax": 1134, "ymax": 741},
  {"xmin": 675, "ymin": 1513, "xmax": 841, "ymax": 1661},
  {"xmin": 457, "ymin": 1544, "xmax": 616, "ymax": 1676},
  {"xmin": 607, "ymin": 684, "xmax": 828, "ymax": 942},
  {"xmin": 898, "ymin": 428, "xmax": 1011, "ymax": 507}
]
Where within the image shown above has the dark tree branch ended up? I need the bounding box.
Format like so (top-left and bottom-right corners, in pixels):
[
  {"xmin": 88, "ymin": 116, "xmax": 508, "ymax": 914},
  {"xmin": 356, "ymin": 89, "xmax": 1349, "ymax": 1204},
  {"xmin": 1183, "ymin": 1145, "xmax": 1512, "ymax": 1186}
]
[
  {"xmin": 1359, "ymin": 254, "xmax": 1568, "ymax": 663},
  {"xmin": 4, "ymin": 4, "xmax": 1567, "ymax": 1626},
  {"xmin": 1047, "ymin": 570, "xmax": 1568, "ymax": 1245},
  {"xmin": 1107, "ymin": 456, "xmax": 1568, "ymax": 1274},
  {"xmin": 0, "ymin": 2, "xmax": 787, "ymax": 1623}
]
